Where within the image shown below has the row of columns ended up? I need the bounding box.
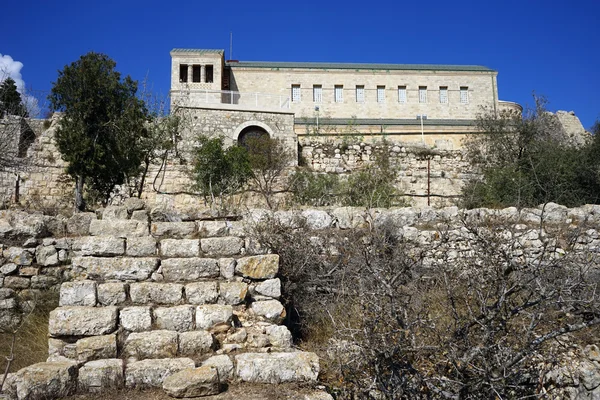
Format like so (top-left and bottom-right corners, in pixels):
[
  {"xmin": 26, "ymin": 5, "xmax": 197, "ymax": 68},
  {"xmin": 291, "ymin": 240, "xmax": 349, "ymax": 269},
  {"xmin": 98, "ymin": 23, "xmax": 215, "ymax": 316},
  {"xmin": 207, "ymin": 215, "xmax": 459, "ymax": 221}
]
[{"xmin": 188, "ymin": 64, "xmax": 206, "ymax": 83}]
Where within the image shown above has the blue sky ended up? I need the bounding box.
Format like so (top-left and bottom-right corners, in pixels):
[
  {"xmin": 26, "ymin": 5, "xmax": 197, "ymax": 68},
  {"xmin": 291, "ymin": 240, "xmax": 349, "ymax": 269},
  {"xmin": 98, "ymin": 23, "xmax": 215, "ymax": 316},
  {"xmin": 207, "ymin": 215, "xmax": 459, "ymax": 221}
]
[{"xmin": 2, "ymin": 0, "xmax": 599, "ymax": 129}]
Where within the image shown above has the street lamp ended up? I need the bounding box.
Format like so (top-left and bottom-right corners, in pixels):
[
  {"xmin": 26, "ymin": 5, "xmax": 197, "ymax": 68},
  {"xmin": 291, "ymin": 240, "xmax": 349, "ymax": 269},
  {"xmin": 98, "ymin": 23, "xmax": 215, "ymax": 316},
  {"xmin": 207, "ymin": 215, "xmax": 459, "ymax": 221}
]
[{"xmin": 417, "ymin": 114, "xmax": 427, "ymax": 143}]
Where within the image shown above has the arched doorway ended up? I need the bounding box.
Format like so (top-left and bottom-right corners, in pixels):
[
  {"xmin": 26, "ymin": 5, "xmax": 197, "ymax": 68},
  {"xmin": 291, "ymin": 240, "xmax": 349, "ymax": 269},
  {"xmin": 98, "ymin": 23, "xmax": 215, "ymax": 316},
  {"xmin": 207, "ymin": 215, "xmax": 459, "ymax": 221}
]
[{"xmin": 237, "ymin": 125, "xmax": 269, "ymax": 149}]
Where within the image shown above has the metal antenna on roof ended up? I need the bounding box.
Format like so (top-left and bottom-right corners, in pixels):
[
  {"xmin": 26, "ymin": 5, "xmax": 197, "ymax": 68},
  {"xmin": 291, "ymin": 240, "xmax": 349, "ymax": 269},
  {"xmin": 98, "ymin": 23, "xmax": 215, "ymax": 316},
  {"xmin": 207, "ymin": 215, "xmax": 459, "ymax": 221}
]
[{"xmin": 230, "ymin": 32, "xmax": 233, "ymax": 60}]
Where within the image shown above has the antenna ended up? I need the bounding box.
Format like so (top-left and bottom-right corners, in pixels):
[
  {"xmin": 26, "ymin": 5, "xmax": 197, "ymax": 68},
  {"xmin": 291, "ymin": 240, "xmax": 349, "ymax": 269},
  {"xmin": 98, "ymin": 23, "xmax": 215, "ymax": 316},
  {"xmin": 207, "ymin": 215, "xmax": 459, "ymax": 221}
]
[{"xmin": 230, "ymin": 32, "xmax": 233, "ymax": 60}]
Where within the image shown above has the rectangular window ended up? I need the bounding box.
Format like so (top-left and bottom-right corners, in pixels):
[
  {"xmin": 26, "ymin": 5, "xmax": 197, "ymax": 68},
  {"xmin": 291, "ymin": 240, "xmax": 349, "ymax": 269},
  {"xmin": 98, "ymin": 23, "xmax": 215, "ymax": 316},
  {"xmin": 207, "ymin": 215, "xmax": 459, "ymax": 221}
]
[
  {"xmin": 419, "ymin": 86, "xmax": 427, "ymax": 103},
  {"xmin": 205, "ymin": 65, "xmax": 214, "ymax": 83},
  {"xmin": 377, "ymin": 86, "xmax": 385, "ymax": 103},
  {"xmin": 398, "ymin": 86, "xmax": 407, "ymax": 103},
  {"xmin": 356, "ymin": 85, "xmax": 365, "ymax": 102},
  {"xmin": 179, "ymin": 64, "xmax": 188, "ymax": 82},
  {"xmin": 192, "ymin": 65, "xmax": 201, "ymax": 82},
  {"xmin": 460, "ymin": 86, "xmax": 469, "ymax": 104},
  {"xmin": 292, "ymin": 85, "xmax": 301, "ymax": 103},
  {"xmin": 439, "ymin": 86, "xmax": 448, "ymax": 104},
  {"xmin": 335, "ymin": 85, "xmax": 343, "ymax": 103},
  {"xmin": 313, "ymin": 85, "xmax": 322, "ymax": 103}
]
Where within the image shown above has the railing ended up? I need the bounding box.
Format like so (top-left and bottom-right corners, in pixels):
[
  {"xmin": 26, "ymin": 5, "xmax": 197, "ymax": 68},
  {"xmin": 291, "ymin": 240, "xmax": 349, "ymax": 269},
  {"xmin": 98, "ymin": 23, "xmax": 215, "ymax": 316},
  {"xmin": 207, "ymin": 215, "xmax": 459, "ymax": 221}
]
[{"xmin": 175, "ymin": 88, "xmax": 290, "ymax": 110}]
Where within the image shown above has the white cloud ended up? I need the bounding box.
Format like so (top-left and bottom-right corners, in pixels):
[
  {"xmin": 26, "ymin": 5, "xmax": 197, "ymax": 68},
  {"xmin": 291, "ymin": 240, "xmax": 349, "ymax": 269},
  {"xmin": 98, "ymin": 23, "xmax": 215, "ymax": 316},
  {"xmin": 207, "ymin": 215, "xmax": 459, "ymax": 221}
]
[{"xmin": 0, "ymin": 54, "xmax": 39, "ymax": 116}]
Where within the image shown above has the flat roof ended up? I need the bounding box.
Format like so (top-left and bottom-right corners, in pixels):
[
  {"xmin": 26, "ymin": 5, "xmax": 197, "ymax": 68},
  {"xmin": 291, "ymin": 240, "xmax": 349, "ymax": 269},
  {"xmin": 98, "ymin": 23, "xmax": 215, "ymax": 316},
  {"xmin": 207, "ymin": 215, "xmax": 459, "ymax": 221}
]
[
  {"xmin": 226, "ymin": 61, "xmax": 495, "ymax": 73},
  {"xmin": 170, "ymin": 48, "xmax": 224, "ymax": 55}
]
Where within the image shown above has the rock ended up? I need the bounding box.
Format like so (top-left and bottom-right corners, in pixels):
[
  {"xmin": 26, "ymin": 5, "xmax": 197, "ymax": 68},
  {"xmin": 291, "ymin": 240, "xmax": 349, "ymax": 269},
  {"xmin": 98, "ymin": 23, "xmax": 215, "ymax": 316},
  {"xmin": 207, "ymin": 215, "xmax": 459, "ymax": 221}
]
[
  {"xmin": 161, "ymin": 258, "xmax": 219, "ymax": 281},
  {"xmin": 78, "ymin": 236, "xmax": 125, "ymax": 256},
  {"xmin": 219, "ymin": 258, "xmax": 235, "ymax": 279},
  {"xmin": 6, "ymin": 361, "xmax": 77, "ymax": 400},
  {"xmin": 49, "ymin": 306, "xmax": 118, "ymax": 337},
  {"xmin": 66, "ymin": 212, "xmax": 96, "ymax": 236},
  {"xmin": 0, "ymin": 263, "xmax": 17, "ymax": 275},
  {"xmin": 162, "ymin": 366, "xmax": 220, "ymax": 398},
  {"xmin": 0, "ymin": 288, "xmax": 15, "ymax": 299},
  {"xmin": 197, "ymin": 221, "xmax": 229, "ymax": 237},
  {"xmin": 72, "ymin": 256, "xmax": 159, "ymax": 281},
  {"xmin": 235, "ymin": 255, "xmax": 279, "ymax": 279},
  {"xmin": 3, "ymin": 276, "xmax": 30, "ymax": 289},
  {"xmin": 200, "ymin": 237, "xmax": 244, "ymax": 256},
  {"xmin": 331, "ymin": 207, "xmax": 367, "ymax": 229},
  {"xmin": 130, "ymin": 282, "xmax": 184, "ymax": 305},
  {"xmin": 3, "ymin": 247, "xmax": 33, "ymax": 266},
  {"xmin": 0, "ymin": 309, "xmax": 22, "ymax": 331},
  {"xmin": 301, "ymin": 210, "xmax": 333, "ymax": 230},
  {"xmin": 124, "ymin": 330, "xmax": 178, "ymax": 359},
  {"xmin": 219, "ymin": 281, "xmax": 248, "ymax": 305},
  {"xmin": 151, "ymin": 222, "xmax": 196, "ymax": 238},
  {"xmin": 124, "ymin": 197, "xmax": 146, "ymax": 212},
  {"xmin": 3, "ymin": 211, "xmax": 49, "ymax": 240},
  {"xmin": 18, "ymin": 266, "xmax": 39, "ymax": 277},
  {"xmin": 265, "ymin": 325, "xmax": 293, "ymax": 348},
  {"xmin": 102, "ymin": 206, "xmax": 129, "ymax": 220},
  {"xmin": 196, "ymin": 305, "xmax": 233, "ymax": 330},
  {"xmin": 89, "ymin": 219, "xmax": 148, "ymax": 237},
  {"xmin": 120, "ymin": 306, "xmax": 152, "ymax": 332},
  {"xmin": 125, "ymin": 358, "xmax": 195, "ymax": 389},
  {"xmin": 30, "ymin": 275, "xmax": 59, "ymax": 290},
  {"xmin": 97, "ymin": 282, "xmax": 127, "ymax": 306},
  {"xmin": 160, "ymin": 239, "xmax": 200, "ymax": 258},
  {"xmin": 580, "ymin": 360, "xmax": 600, "ymax": 390},
  {"xmin": 154, "ymin": 305, "xmax": 194, "ymax": 331},
  {"xmin": 253, "ymin": 278, "xmax": 281, "ymax": 299},
  {"xmin": 35, "ymin": 246, "xmax": 59, "ymax": 266},
  {"xmin": 178, "ymin": 330, "xmax": 214, "ymax": 357},
  {"xmin": 126, "ymin": 236, "xmax": 157, "ymax": 257},
  {"xmin": 235, "ymin": 352, "xmax": 319, "ymax": 383},
  {"xmin": 0, "ymin": 298, "xmax": 17, "ymax": 310},
  {"xmin": 59, "ymin": 280, "xmax": 97, "ymax": 307},
  {"xmin": 201, "ymin": 355, "xmax": 234, "ymax": 381},
  {"xmin": 250, "ymin": 300, "xmax": 286, "ymax": 323},
  {"xmin": 76, "ymin": 334, "xmax": 117, "ymax": 362},
  {"xmin": 131, "ymin": 210, "xmax": 149, "ymax": 222},
  {"xmin": 78, "ymin": 359, "xmax": 124, "ymax": 392},
  {"xmin": 185, "ymin": 282, "xmax": 218, "ymax": 305}
]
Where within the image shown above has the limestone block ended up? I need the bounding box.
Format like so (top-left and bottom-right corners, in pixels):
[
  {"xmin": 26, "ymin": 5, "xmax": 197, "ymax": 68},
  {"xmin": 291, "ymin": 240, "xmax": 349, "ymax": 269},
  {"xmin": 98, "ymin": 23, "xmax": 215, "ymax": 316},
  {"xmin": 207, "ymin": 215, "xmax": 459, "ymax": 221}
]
[
  {"xmin": 331, "ymin": 207, "xmax": 367, "ymax": 229},
  {"xmin": 126, "ymin": 236, "xmax": 157, "ymax": 257},
  {"xmin": 196, "ymin": 304, "xmax": 233, "ymax": 330},
  {"xmin": 35, "ymin": 245, "xmax": 59, "ymax": 266},
  {"xmin": 265, "ymin": 325, "xmax": 293, "ymax": 349},
  {"xmin": 0, "ymin": 288, "xmax": 15, "ymax": 299},
  {"xmin": 6, "ymin": 361, "xmax": 78, "ymax": 400},
  {"xmin": 124, "ymin": 330, "xmax": 178, "ymax": 359},
  {"xmin": 219, "ymin": 281, "xmax": 248, "ymax": 305},
  {"xmin": 0, "ymin": 309, "xmax": 21, "ymax": 331},
  {"xmin": 197, "ymin": 221, "xmax": 228, "ymax": 237},
  {"xmin": 3, "ymin": 276, "xmax": 30, "ymax": 289},
  {"xmin": 76, "ymin": 334, "xmax": 117, "ymax": 363},
  {"xmin": 66, "ymin": 212, "xmax": 95, "ymax": 236},
  {"xmin": 125, "ymin": 358, "xmax": 195, "ymax": 389},
  {"xmin": 78, "ymin": 359, "xmax": 124, "ymax": 393},
  {"xmin": 124, "ymin": 197, "xmax": 146, "ymax": 212},
  {"xmin": 18, "ymin": 266, "xmax": 39, "ymax": 277},
  {"xmin": 301, "ymin": 209, "xmax": 333, "ymax": 230},
  {"xmin": 102, "ymin": 206, "xmax": 129, "ymax": 220},
  {"xmin": 161, "ymin": 258, "xmax": 219, "ymax": 281},
  {"xmin": 130, "ymin": 282, "xmax": 183, "ymax": 305},
  {"xmin": 0, "ymin": 263, "xmax": 17, "ymax": 275},
  {"xmin": 131, "ymin": 210, "xmax": 149, "ymax": 222},
  {"xmin": 201, "ymin": 355, "xmax": 234, "ymax": 381},
  {"xmin": 97, "ymin": 282, "xmax": 127, "ymax": 306},
  {"xmin": 219, "ymin": 258, "xmax": 235, "ymax": 279},
  {"xmin": 160, "ymin": 239, "xmax": 200, "ymax": 258},
  {"xmin": 72, "ymin": 256, "xmax": 159, "ymax": 281},
  {"xmin": 235, "ymin": 255, "xmax": 279, "ymax": 279},
  {"xmin": 59, "ymin": 280, "xmax": 97, "ymax": 307},
  {"xmin": 49, "ymin": 306, "xmax": 118, "ymax": 337},
  {"xmin": 162, "ymin": 366, "xmax": 220, "ymax": 397},
  {"xmin": 120, "ymin": 306, "xmax": 152, "ymax": 332},
  {"xmin": 89, "ymin": 219, "xmax": 148, "ymax": 238},
  {"xmin": 185, "ymin": 282, "xmax": 218, "ymax": 305},
  {"xmin": 235, "ymin": 352, "xmax": 319, "ymax": 383},
  {"xmin": 151, "ymin": 222, "xmax": 196, "ymax": 238},
  {"xmin": 201, "ymin": 236, "xmax": 244, "ymax": 256},
  {"xmin": 250, "ymin": 300, "xmax": 286, "ymax": 323},
  {"xmin": 3, "ymin": 247, "xmax": 33, "ymax": 266},
  {"xmin": 0, "ymin": 298, "xmax": 17, "ymax": 309},
  {"xmin": 48, "ymin": 338, "xmax": 66, "ymax": 357},
  {"xmin": 30, "ymin": 275, "xmax": 59, "ymax": 290},
  {"xmin": 178, "ymin": 330, "xmax": 214, "ymax": 357},
  {"xmin": 253, "ymin": 278, "xmax": 281, "ymax": 299},
  {"xmin": 154, "ymin": 305, "xmax": 194, "ymax": 332},
  {"xmin": 79, "ymin": 236, "xmax": 125, "ymax": 256}
]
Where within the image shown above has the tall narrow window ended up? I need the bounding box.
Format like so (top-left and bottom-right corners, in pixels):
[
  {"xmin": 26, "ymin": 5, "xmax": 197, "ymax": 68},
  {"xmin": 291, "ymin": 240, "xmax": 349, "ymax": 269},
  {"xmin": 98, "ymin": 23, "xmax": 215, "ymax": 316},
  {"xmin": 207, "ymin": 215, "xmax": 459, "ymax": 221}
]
[
  {"xmin": 356, "ymin": 85, "xmax": 365, "ymax": 103},
  {"xmin": 335, "ymin": 85, "xmax": 343, "ymax": 103},
  {"xmin": 179, "ymin": 64, "xmax": 188, "ymax": 82},
  {"xmin": 398, "ymin": 86, "xmax": 407, "ymax": 103},
  {"xmin": 292, "ymin": 85, "xmax": 301, "ymax": 103},
  {"xmin": 205, "ymin": 65, "xmax": 214, "ymax": 83},
  {"xmin": 313, "ymin": 85, "xmax": 322, "ymax": 103},
  {"xmin": 439, "ymin": 86, "xmax": 448, "ymax": 104},
  {"xmin": 192, "ymin": 65, "xmax": 201, "ymax": 82},
  {"xmin": 460, "ymin": 86, "xmax": 469, "ymax": 104},
  {"xmin": 419, "ymin": 86, "xmax": 427, "ymax": 103},
  {"xmin": 377, "ymin": 86, "xmax": 385, "ymax": 103}
]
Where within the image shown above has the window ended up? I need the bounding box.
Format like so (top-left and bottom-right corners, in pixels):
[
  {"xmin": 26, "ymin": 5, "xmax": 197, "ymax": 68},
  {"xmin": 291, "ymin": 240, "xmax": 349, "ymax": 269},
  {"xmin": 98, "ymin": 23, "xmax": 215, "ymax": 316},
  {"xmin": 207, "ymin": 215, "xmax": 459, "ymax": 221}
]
[
  {"xmin": 419, "ymin": 86, "xmax": 427, "ymax": 103},
  {"xmin": 335, "ymin": 85, "xmax": 343, "ymax": 103},
  {"xmin": 192, "ymin": 65, "xmax": 201, "ymax": 83},
  {"xmin": 205, "ymin": 65, "xmax": 214, "ymax": 83},
  {"xmin": 377, "ymin": 86, "xmax": 385, "ymax": 103},
  {"xmin": 179, "ymin": 64, "xmax": 188, "ymax": 82},
  {"xmin": 313, "ymin": 85, "xmax": 322, "ymax": 103},
  {"xmin": 292, "ymin": 85, "xmax": 301, "ymax": 103},
  {"xmin": 398, "ymin": 86, "xmax": 407, "ymax": 103},
  {"xmin": 356, "ymin": 85, "xmax": 365, "ymax": 103},
  {"xmin": 439, "ymin": 86, "xmax": 448, "ymax": 104},
  {"xmin": 460, "ymin": 86, "xmax": 469, "ymax": 104}
]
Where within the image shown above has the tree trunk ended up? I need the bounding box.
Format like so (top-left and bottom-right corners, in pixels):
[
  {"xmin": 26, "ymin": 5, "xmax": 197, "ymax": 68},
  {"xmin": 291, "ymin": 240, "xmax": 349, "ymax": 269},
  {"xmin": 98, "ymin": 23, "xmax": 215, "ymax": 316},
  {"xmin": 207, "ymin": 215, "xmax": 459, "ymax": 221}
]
[{"xmin": 75, "ymin": 175, "xmax": 86, "ymax": 211}]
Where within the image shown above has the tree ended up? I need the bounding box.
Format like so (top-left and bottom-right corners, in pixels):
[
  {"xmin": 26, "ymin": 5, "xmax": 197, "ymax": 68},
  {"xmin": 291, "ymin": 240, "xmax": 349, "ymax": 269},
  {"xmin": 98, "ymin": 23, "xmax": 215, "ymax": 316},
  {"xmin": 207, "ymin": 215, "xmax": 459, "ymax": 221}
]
[
  {"xmin": 0, "ymin": 77, "xmax": 28, "ymax": 118},
  {"xmin": 49, "ymin": 52, "xmax": 147, "ymax": 210}
]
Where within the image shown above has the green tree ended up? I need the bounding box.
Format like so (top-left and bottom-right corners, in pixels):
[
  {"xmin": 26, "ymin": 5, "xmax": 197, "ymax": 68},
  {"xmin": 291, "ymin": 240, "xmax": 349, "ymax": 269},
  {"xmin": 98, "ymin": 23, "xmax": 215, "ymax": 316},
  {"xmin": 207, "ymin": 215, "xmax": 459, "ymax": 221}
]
[
  {"xmin": 0, "ymin": 77, "xmax": 28, "ymax": 118},
  {"xmin": 48, "ymin": 52, "xmax": 147, "ymax": 210}
]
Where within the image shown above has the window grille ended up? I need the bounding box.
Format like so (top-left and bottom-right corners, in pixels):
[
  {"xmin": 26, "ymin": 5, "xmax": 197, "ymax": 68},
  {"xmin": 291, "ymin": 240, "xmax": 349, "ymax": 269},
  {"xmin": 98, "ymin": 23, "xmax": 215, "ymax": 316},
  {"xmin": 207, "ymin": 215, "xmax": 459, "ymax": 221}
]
[
  {"xmin": 377, "ymin": 86, "xmax": 385, "ymax": 103},
  {"xmin": 439, "ymin": 86, "xmax": 448, "ymax": 104},
  {"xmin": 356, "ymin": 85, "xmax": 365, "ymax": 102},
  {"xmin": 460, "ymin": 87, "xmax": 469, "ymax": 104},
  {"xmin": 313, "ymin": 85, "xmax": 322, "ymax": 103},
  {"xmin": 419, "ymin": 86, "xmax": 427, "ymax": 103},
  {"xmin": 335, "ymin": 85, "xmax": 343, "ymax": 103},
  {"xmin": 292, "ymin": 85, "xmax": 301, "ymax": 103},
  {"xmin": 398, "ymin": 86, "xmax": 407, "ymax": 103}
]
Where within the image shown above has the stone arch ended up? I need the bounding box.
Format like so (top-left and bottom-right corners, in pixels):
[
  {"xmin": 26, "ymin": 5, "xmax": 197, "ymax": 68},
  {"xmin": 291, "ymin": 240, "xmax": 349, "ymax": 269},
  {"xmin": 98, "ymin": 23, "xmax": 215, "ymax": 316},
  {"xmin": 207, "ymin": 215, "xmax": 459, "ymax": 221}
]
[{"xmin": 234, "ymin": 121, "xmax": 274, "ymax": 147}]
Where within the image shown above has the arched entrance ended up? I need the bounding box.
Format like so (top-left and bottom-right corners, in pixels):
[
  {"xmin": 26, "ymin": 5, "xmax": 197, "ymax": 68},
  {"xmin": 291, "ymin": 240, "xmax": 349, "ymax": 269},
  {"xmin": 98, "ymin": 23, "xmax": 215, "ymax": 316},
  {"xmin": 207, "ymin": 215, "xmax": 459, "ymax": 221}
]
[{"xmin": 237, "ymin": 125, "xmax": 269, "ymax": 149}]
